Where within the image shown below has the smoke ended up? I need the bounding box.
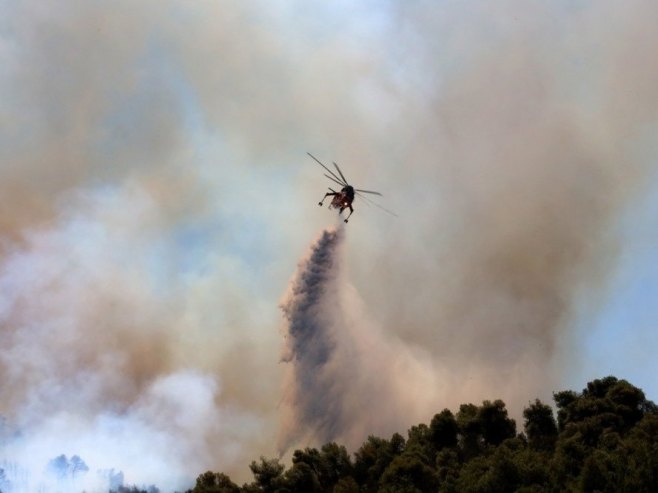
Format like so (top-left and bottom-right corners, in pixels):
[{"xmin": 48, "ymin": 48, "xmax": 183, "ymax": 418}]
[
  {"xmin": 346, "ymin": 0, "xmax": 658, "ymax": 411},
  {"xmin": 3, "ymin": 371, "xmax": 254, "ymax": 491},
  {"xmin": 279, "ymin": 227, "xmax": 346, "ymax": 451},
  {"xmin": 1, "ymin": 0, "xmax": 658, "ymax": 489},
  {"xmin": 0, "ymin": 185, "xmax": 272, "ymax": 490},
  {"xmin": 278, "ymin": 226, "xmax": 441, "ymax": 453}
]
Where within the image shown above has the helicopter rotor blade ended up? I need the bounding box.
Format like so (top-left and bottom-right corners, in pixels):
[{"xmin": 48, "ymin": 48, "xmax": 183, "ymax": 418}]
[
  {"xmin": 333, "ymin": 161, "xmax": 349, "ymax": 185},
  {"xmin": 355, "ymin": 188, "xmax": 382, "ymax": 196},
  {"xmin": 324, "ymin": 173, "xmax": 346, "ymax": 188},
  {"xmin": 307, "ymin": 152, "xmax": 345, "ymax": 185},
  {"xmin": 356, "ymin": 192, "xmax": 398, "ymax": 217}
]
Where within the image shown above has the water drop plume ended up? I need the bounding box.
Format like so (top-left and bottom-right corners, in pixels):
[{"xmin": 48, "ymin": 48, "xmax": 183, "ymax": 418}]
[
  {"xmin": 278, "ymin": 225, "xmax": 440, "ymax": 454},
  {"xmin": 278, "ymin": 226, "xmax": 347, "ymax": 452}
]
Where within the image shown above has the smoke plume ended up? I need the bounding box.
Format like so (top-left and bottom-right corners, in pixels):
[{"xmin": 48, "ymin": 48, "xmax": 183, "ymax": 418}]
[
  {"xmin": 347, "ymin": 0, "xmax": 658, "ymax": 411},
  {"xmin": 0, "ymin": 186, "xmax": 271, "ymax": 491}
]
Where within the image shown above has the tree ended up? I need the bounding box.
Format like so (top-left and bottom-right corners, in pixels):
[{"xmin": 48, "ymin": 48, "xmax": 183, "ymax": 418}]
[
  {"xmin": 46, "ymin": 455, "xmax": 69, "ymax": 479},
  {"xmin": 523, "ymin": 400, "xmax": 557, "ymax": 451},
  {"xmin": 429, "ymin": 409, "xmax": 458, "ymax": 450},
  {"xmin": 553, "ymin": 390, "xmax": 578, "ymax": 432},
  {"xmin": 404, "ymin": 424, "xmax": 435, "ymax": 465},
  {"xmin": 456, "ymin": 403, "xmax": 481, "ymax": 459},
  {"xmin": 283, "ymin": 462, "xmax": 322, "ymax": 493},
  {"xmin": 333, "ymin": 476, "xmax": 359, "ymax": 493},
  {"xmin": 618, "ymin": 414, "xmax": 658, "ymax": 492},
  {"xmin": 283, "ymin": 444, "xmax": 353, "ymax": 492},
  {"xmin": 456, "ymin": 400, "xmax": 516, "ymax": 458},
  {"xmin": 184, "ymin": 376, "xmax": 658, "ymax": 493},
  {"xmin": 379, "ymin": 453, "xmax": 438, "ymax": 493},
  {"xmin": 69, "ymin": 455, "xmax": 89, "ymax": 478},
  {"xmin": 552, "ymin": 431, "xmax": 588, "ymax": 488},
  {"xmin": 579, "ymin": 448, "xmax": 621, "ymax": 493},
  {"xmin": 606, "ymin": 379, "xmax": 655, "ymax": 431},
  {"xmin": 113, "ymin": 487, "xmax": 159, "ymax": 493},
  {"xmin": 101, "ymin": 469, "xmax": 125, "ymax": 491},
  {"xmin": 46, "ymin": 454, "xmax": 89, "ymax": 480},
  {"xmin": 353, "ymin": 434, "xmax": 405, "ymax": 492},
  {"xmin": 554, "ymin": 377, "xmax": 656, "ymax": 447},
  {"xmin": 478, "ymin": 400, "xmax": 516, "ymax": 447},
  {"xmin": 277, "ymin": 444, "xmax": 349, "ymax": 492},
  {"xmin": 318, "ymin": 442, "xmax": 353, "ymax": 488},
  {"xmin": 247, "ymin": 457, "xmax": 285, "ymax": 493},
  {"xmin": 436, "ymin": 449, "xmax": 460, "ymax": 493},
  {"xmin": 456, "ymin": 438, "xmax": 549, "ymax": 493},
  {"xmin": 191, "ymin": 471, "xmax": 240, "ymax": 493}
]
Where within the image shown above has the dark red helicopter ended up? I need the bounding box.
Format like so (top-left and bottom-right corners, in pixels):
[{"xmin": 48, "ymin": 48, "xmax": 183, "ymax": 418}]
[{"xmin": 308, "ymin": 152, "xmax": 393, "ymax": 223}]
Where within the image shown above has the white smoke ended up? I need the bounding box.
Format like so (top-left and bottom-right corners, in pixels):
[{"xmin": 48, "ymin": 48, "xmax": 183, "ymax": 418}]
[
  {"xmin": 0, "ymin": 184, "xmax": 269, "ymax": 491},
  {"xmin": 1, "ymin": 1, "xmax": 658, "ymax": 489}
]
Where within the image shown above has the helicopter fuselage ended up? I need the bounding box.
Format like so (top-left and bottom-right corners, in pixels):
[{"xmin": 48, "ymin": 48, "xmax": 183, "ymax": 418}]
[{"xmin": 329, "ymin": 186, "xmax": 355, "ymax": 210}]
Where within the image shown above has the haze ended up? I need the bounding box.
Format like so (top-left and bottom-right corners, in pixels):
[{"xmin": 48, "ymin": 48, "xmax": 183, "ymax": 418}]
[{"xmin": 1, "ymin": 1, "xmax": 657, "ymax": 490}]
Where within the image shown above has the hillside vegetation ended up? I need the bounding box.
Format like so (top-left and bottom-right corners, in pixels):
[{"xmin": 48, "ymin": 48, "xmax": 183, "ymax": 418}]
[{"xmin": 187, "ymin": 376, "xmax": 658, "ymax": 493}]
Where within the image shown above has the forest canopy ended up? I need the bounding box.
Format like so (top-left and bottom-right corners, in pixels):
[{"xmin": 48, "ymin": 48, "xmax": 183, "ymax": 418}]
[{"xmin": 188, "ymin": 376, "xmax": 658, "ymax": 493}]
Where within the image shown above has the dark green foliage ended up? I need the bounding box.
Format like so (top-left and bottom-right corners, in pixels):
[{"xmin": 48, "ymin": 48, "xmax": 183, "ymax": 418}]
[
  {"xmin": 523, "ymin": 399, "xmax": 558, "ymax": 451},
  {"xmin": 554, "ymin": 377, "xmax": 653, "ymax": 442},
  {"xmin": 436, "ymin": 448, "xmax": 460, "ymax": 492},
  {"xmin": 429, "ymin": 409, "xmax": 458, "ymax": 450},
  {"xmin": 284, "ymin": 444, "xmax": 353, "ymax": 492},
  {"xmin": 579, "ymin": 448, "xmax": 621, "ymax": 493},
  {"xmin": 454, "ymin": 399, "xmax": 516, "ymax": 460},
  {"xmin": 457, "ymin": 449, "xmax": 520, "ymax": 492},
  {"xmin": 550, "ymin": 377, "xmax": 658, "ymax": 490},
  {"xmin": 404, "ymin": 424, "xmax": 435, "ymax": 465},
  {"xmin": 456, "ymin": 437, "xmax": 551, "ymax": 493},
  {"xmin": 284, "ymin": 462, "xmax": 322, "ymax": 493},
  {"xmin": 379, "ymin": 453, "xmax": 438, "ymax": 492},
  {"xmin": 317, "ymin": 442, "xmax": 353, "ymax": 487},
  {"xmin": 456, "ymin": 403, "xmax": 482, "ymax": 459},
  {"xmin": 553, "ymin": 390, "xmax": 578, "ymax": 431},
  {"xmin": 621, "ymin": 413, "xmax": 658, "ymax": 492},
  {"xmin": 375, "ymin": 425, "xmax": 440, "ymax": 492},
  {"xmin": 246, "ymin": 457, "xmax": 285, "ymax": 492},
  {"xmin": 191, "ymin": 471, "xmax": 240, "ymax": 492},
  {"xmin": 333, "ymin": 475, "xmax": 359, "ymax": 493},
  {"xmin": 478, "ymin": 400, "xmax": 516, "ymax": 446},
  {"xmin": 353, "ymin": 434, "xmax": 404, "ymax": 492},
  {"xmin": 552, "ymin": 431, "xmax": 589, "ymax": 487},
  {"xmin": 190, "ymin": 376, "xmax": 657, "ymax": 493}
]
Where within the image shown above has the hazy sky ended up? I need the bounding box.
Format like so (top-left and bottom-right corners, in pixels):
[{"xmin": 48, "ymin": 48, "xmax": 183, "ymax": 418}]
[{"xmin": 1, "ymin": 0, "xmax": 657, "ymax": 490}]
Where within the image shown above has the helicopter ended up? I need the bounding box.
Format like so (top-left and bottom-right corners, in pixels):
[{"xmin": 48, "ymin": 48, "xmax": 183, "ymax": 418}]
[{"xmin": 307, "ymin": 152, "xmax": 394, "ymax": 223}]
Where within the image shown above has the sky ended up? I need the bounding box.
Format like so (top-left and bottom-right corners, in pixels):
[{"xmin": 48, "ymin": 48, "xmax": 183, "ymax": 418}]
[{"xmin": 1, "ymin": 0, "xmax": 658, "ymax": 490}]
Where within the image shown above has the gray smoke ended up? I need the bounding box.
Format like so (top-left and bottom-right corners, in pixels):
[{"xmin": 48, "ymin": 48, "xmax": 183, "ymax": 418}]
[
  {"xmin": 278, "ymin": 226, "xmax": 440, "ymax": 453},
  {"xmin": 279, "ymin": 227, "xmax": 348, "ymax": 452},
  {"xmin": 2, "ymin": 1, "xmax": 658, "ymax": 488}
]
